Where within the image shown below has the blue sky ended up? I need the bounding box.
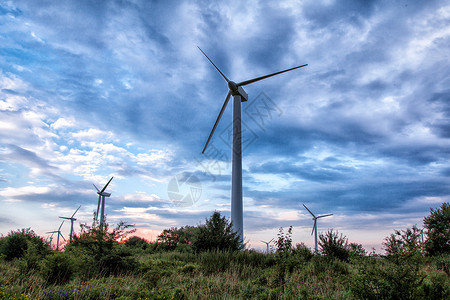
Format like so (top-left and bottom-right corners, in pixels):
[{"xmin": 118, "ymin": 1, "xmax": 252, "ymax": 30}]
[{"xmin": 1, "ymin": 0, "xmax": 449, "ymax": 252}]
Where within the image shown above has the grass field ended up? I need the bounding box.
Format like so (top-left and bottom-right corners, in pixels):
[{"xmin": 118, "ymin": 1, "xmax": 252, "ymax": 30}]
[{"xmin": 1, "ymin": 247, "xmax": 449, "ymax": 300}]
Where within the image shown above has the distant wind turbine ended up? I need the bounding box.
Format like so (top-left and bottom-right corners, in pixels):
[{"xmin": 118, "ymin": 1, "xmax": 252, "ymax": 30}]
[
  {"xmin": 199, "ymin": 46, "xmax": 307, "ymax": 241},
  {"xmin": 59, "ymin": 205, "xmax": 81, "ymax": 241},
  {"xmin": 303, "ymin": 204, "xmax": 333, "ymax": 253},
  {"xmin": 261, "ymin": 238, "xmax": 274, "ymax": 254},
  {"xmin": 46, "ymin": 221, "xmax": 66, "ymax": 250},
  {"xmin": 47, "ymin": 232, "xmax": 54, "ymax": 246},
  {"xmin": 93, "ymin": 177, "xmax": 113, "ymax": 226}
]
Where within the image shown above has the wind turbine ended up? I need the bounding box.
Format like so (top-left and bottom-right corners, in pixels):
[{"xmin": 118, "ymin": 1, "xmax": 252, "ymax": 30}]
[
  {"xmin": 47, "ymin": 232, "xmax": 54, "ymax": 247},
  {"xmin": 59, "ymin": 205, "xmax": 81, "ymax": 241},
  {"xmin": 261, "ymin": 238, "xmax": 274, "ymax": 254},
  {"xmin": 93, "ymin": 177, "xmax": 113, "ymax": 226},
  {"xmin": 46, "ymin": 221, "xmax": 66, "ymax": 250},
  {"xmin": 303, "ymin": 204, "xmax": 333, "ymax": 253},
  {"xmin": 199, "ymin": 47, "xmax": 307, "ymax": 240}
]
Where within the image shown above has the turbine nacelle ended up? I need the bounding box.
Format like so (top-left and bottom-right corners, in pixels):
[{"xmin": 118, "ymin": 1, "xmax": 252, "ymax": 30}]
[
  {"xmin": 97, "ymin": 191, "xmax": 111, "ymax": 197},
  {"xmin": 228, "ymin": 81, "xmax": 248, "ymax": 101}
]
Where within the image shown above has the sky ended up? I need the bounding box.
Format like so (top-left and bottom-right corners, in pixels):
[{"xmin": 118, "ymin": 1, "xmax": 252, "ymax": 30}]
[{"xmin": 1, "ymin": 0, "xmax": 449, "ymax": 253}]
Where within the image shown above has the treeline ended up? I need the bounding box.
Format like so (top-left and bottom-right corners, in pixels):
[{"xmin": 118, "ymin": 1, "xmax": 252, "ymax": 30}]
[{"xmin": 0, "ymin": 203, "xmax": 448, "ymax": 299}]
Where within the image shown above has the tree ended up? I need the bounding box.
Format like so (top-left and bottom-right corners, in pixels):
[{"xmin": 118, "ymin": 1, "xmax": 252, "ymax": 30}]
[
  {"xmin": 157, "ymin": 226, "xmax": 198, "ymax": 250},
  {"xmin": 124, "ymin": 236, "xmax": 149, "ymax": 250},
  {"xmin": 424, "ymin": 202, "xmax": 450, "ymax": 256},
  {"xmin": 319, "ymin": 229, "xmax": 350, "ymax": 261},
  {"xmin": 192, "ymin": 211, "xmax": 243, "ymax": 252},
  {"xmin": 383, "ymin": 225, "xmax": 423, "ymax": 260}
]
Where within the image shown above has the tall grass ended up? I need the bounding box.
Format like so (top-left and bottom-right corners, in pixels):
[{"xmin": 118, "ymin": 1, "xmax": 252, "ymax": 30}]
[{"xmin": 1, "ymin": 250, "xmax": 449, "ymax": 299}]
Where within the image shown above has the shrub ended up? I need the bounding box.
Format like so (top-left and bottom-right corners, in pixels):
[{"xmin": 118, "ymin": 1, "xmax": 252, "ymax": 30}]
[
  {"xmin": 181, "ymin": 263, "xmax": 198, "ymax": 273},
  {"xmin": 383, "ymin": 225, "xmax": 423, "ymax": 261},
  {"xmin": 348, "ymin": 242, "xmax": 366, "ymax": 257},
  {"xmin": 274, "ymin": 226, "xmax": 295, "ymax": 285},
  {"xmin": 0, "ymin": 228, "xmax": 50, "ymax": 262},
  {"xmin": 2, "ymin": 233, "xmax": 28, "ymax": 261},
  {"xmin": 40, "ymin": 252, "xmax": 74, "ymax": 285},
  {"xmin": 350, "ymin": 258, "xmax": 424, "ymax": 300},
  {"xmin": 192, "ymin": 211, "xmax": 242, "ymax": 252},
  {"xmin": 124, "ymin": 236, "xmax": 149, "ymax": 250},
  {"xmin": 417, "ymin": 267, "xmax": 450, "ymax": 300},
  {"xmin": 157, "ymin": 226, "xmax": 198, "ymax": 251},
  {"xmin": 318, "ymin": 229, "xmax": 350, "ymax": 261},
  {"xmin": 293, "ymin": 243, "xmax": 314, "ymax": 262},
  {"xmin": 97, "ymin": 248, "xmax": 139, "ymax": 276}
]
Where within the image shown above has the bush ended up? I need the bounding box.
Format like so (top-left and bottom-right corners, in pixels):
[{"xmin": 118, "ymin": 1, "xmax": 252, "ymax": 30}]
[
  {"xmin": 40, "ymin": 252, "xmax": 74, "ymax": 285},
  {"xmin": 350, "ymin": 258, "xmax": 423, "ymax": 300},
  {"xmin": 274, "ymin": 226, "xmax": 295, "ymax": 285},
  {"xmin": 424, "ymin": 202, "xmax": 450, "ymax": 256},
  {"xmin": 293, "ymin": 243, "xmax": 314, "ymax": 262},
  {"xmin": 124, "ymin": 236, "xmax": 149, "ymax": 250},
  {"xmin": 0, "ymin": 228, "xmax": 50, "ymax": 262},
  {"xmin": 192, "ymin": 211, "xmax": 242, "ymax": 252},
  {"xmin": 319, "ymin": 229, "xmax": 350, "ymax": 261},
  {"xmin": 97, "ymin": 248, "xmax": 139, "ymax": 276},
  {"xmin": 383, "ymin": 225, "xmax": 423, "ymax": 261},
  {"xmin": 417, "ymin": 267, "xmax": 450, "ymax": 300},
  {"xmin": 2, "ymin": 233, "xmax": 28, "ymax": 261}
]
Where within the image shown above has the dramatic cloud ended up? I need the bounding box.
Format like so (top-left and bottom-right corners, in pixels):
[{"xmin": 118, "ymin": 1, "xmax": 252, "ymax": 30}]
[{"xmin": 1, "ymin": 0, "xmax": 449, "ymax": 252}]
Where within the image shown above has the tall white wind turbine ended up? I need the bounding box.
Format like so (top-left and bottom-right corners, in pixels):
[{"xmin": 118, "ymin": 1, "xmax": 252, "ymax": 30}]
[
  {"xmin": 303, "ymin": 204, "xmax": 333, "ymax": 253},
  {"xmin": 199, "ymin": 47, "xmax": 307, "ymax": 241},
  {"xmin": 59, "ymin": 205, "xmax": 81, "ymax": 241},
  {"xmin": 46, "ymin": 221, "xmax": 66, "ymax": 250},
  {"xmin": 93, "ymin": 177, "xmax": 113, "ymax": 226},
  {"xmin": 261, "ymin": 238, "xmax": 274, "ymax": 254}
]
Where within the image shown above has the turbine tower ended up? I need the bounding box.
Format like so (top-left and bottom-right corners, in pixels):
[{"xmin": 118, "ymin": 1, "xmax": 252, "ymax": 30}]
[
  {"xmin": 59, "ymin": 205, "xmax": 81, "ymax": 241},
  {"xmin": 93, "ymin": 177, "xmax": 113, "ymax": 226},
  {"xmin": 261, "ymin": 238, "xmax": 274, "ymax": 254},
  {"xmin": 199, "ymin": 47, "xmax": 307, "ymax": 240},
  {"xmin": 303, "ymin": 204, "xmax": 333, "ymax": 253},
  {"xmin": 46, "ymin": 221, "xmax": 66, "ymax": 250}
]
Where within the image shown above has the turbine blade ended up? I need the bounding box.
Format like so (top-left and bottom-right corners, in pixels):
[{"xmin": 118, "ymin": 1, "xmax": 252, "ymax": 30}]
[
  {"xmin": 238, "ymin": 64, "xmax": 308, "ymax": 86},
  {"xmin": 46, "ymin": 231, "xmax": 57, "ymax": 234},
  {"xmin": 100, "ymin": 177, "xmax": 114, "ymax": 194},
  {"xmin": 58, "ymin": 221, "xmax": 64, "ymax": 231},
  {"xmin": 202, "ymin": 91, "xmax": 231, "ymax": 153},
  {"xmin": 59, "ymin": 217, "xmax": 70, "ymax": 220},
  {"xmin": 197, "ymin": 46, "xmax": 230, "ymax": 83},
  {"xmin": 317, "ymin": 213, "xmax": 333, "ymax": 219},
  {"xmin": 311, "ymin": 220, "xmax": 316, "ymax": 235},
  {"xmin": 269, "ymin": 238, "xmax": 274, "ymax": 243},
  {"xmin": 72, "ymin": 205, "xmax": 81, "ymax": 218},
  {"xmin": 60, "ymin": 233, "xmax": 66, "ymax": 241},
  {"xmin": 303, "ymin": 204, "xmax": 316, "ymax": 218},
  {"xmin": 93, "ymin": 184, "xmax": 100, "ymax": 192}
]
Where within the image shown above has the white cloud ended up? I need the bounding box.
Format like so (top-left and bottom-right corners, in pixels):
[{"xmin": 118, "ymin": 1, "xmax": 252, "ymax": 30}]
[
  {"xmin": 51, "ymin": 118, "xmax": 76, "ymax": 130},
  {"xmin": 135, "ymin": 150, "xmax": 173, "ymax": 166},
  {"xmin": 72, "ymin": 128, "xmax": 114, "ymax": 141}
]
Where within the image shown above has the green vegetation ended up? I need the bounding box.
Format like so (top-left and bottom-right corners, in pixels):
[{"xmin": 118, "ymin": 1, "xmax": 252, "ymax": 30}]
[{"xmin": 0, "ymin": 207, "xmax": 449, "ymax": 299}]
